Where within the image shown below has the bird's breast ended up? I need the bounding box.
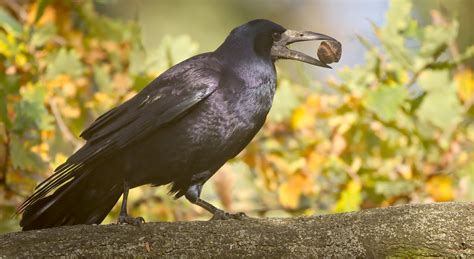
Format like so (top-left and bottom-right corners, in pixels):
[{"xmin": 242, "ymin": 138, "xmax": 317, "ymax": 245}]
[{"xmin": 187, "ymin": 77, "xmax": 276, "ymax": 148}]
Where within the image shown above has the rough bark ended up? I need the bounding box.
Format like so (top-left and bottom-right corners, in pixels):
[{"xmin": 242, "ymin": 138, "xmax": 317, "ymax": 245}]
[{"xmin": 0, "ymin": 202, "xmax": 472, "ymax": 258}]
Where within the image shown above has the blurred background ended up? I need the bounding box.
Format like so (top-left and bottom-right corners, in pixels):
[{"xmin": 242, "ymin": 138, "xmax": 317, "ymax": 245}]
[{"xmin": 0, "ymin": 0, "xmax": 473, "ymax": 233}]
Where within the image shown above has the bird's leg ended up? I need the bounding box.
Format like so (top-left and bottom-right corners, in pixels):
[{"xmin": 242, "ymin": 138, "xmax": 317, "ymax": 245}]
[
  {"xmin": 185, "ymin": 184, "xmax": 247, "ymax": 220},
  {"xmin": 117, "ymin": 181, "xmax": 145, "ymax": 226}
]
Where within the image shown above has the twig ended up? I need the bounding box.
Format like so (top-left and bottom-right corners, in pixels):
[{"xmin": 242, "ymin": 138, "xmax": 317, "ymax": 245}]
[
  {"xmin": 431, "ymin": 10, "xmax": 465, "ymax": 72},
  {"xmin": 49, "ymin": 99, "xmax": 83, "ymax": 150},
  {"xmin": 406, "ymin": 64, "xmax": 428, "ymax": 88},
  {"xmin": 1, "ymin": 0, "xmax": 28, "ymax": 22},
  {"xmin": 0, "ymin": 126, "xmax": 10, "ymax": 187},
  {"xmin": 0, "ymin": 123, "xmax": 29, "ymax": 199}
]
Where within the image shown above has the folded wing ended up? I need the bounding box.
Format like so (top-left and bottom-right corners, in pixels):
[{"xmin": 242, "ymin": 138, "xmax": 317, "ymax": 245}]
[{"xmin": 18, "ymin": 54, "xmax": 222, "ymax": 213}]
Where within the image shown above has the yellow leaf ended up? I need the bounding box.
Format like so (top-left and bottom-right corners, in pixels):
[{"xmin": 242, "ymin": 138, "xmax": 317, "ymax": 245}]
[
  {"xmin": 278, "ymin": 183, "xmax": 300, "ymax": 209},
  {"xmin": 427, "ymin": 175, "xmax": 453, "ymax": 202},
  {"xmin": 397, "ymin": 164, "xmax": 412, "ymax": 180},
  {"xmin": 267, "ymin": 154, "xmax": 292, "ymax": 175},
  {"xmin": 0, "ymin": 40, "xmax": 11, "ymax": 57},
  {"xmin": 50, "ymin": 153, "xmax": 67, "ymax": 170},
  {"xmin": 307, "ymin": 152, "xmax": 323, "ymax": 173},
  {"xmin": 15, "ymin": 53, "xmax": 27, "ymax": 67},
  {"xmin": 93, "ymin": 92, "xmax": 117, "ymax": 113},
  {"xmin": 333, "ymin": 181, "xmax": 362, "ymax": 213},
  {"xmin": 399, "ymin": 71, "xmax": 410, "ymax": 84},
  {"xmin": 455, "ymin": 69, "xmax": 474, "ymax": 103},
  {"xmin": 62, "ymin": 81, "xmax": 77, "ymax": 97},
  {"xmin": 123, "ymin": 91, "xmax": 138, "ymax": 101},
  {"xmin": 331, "ymin": 134, "xmax": 347, "ymax": 155},
  {"xmin": 291, "ymin": 107, "xmax": 315, "ymax": 130},
  {"xmin": 306, "ymin": 94, "xmax": 321, "ymax": 108},
  {"xmin": 31, "ymin": 142, "xmax": 50, "ymax": 161},
  {"xmin": 61, "ymin": 105, "xmax": 81, "ymax": 119},
  {"xmin": 47, "ymin": 75, "xmax": 73, "ymax": 93}
]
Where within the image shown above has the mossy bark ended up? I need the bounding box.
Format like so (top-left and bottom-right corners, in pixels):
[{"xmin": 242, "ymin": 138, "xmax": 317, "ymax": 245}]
[{"xmin": 0, "ymin": 202, "xmax": 472, "ymax": 257}]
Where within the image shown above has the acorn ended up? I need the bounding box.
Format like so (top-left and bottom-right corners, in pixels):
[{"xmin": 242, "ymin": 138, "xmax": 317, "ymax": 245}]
[{"xmin": 317, "ymin": 40, "xmax": 342, "ymax": 64}]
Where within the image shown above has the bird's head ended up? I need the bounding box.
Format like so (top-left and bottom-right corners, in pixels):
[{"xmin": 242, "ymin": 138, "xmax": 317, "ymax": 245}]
[{"xmin": 217, "ymin": 19, "xmax": 339, "ymax": 68}]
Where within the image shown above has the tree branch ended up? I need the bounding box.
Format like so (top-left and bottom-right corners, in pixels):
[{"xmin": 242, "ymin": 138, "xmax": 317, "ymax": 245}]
[{"xmin": 0, "ymin": 202, "xmax": 472, "ymax": 257}]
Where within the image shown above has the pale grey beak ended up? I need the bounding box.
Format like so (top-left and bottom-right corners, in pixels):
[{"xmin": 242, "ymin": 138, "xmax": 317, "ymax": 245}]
[{"xmin": 271, "ymin": 30, "xmax": 338, "ymax": 68}]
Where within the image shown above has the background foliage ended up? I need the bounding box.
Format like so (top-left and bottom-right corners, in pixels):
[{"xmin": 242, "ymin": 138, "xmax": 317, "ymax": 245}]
[{"xmin": 0, "ymin": 0, "xmax": 473, "ymax": 233}]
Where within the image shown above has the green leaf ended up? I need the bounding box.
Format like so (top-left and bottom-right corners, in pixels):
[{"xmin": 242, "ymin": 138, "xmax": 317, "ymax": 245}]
[
  {"xmin": 455, "ymin": 45, "xmax": 474, "ymax": 64},
  {"xmin": 93, "ymin": 65, "xmax": 112, "ymax": 92},
  {"xmin": 30, "ymin": 23, "xmax": 56, "ymax": 48},
  {"xmin": 46, "ymin": 48, "xmax": 84, "ymax": 79},
  {"xmin": 375, "ymin": 180, "xmax": 416, "ymax": 197},
  {"xmin": 13, "ymin": 83, "xmax": 54, "ymax": 131},
  {"xmin": 0, "ymin": 8, "xmax": 22, "ymax": 35},
  {"xmin": 0, "ymin": 74, "xmax": 20, "ymax": 95},
  {"xmin": 363, "ymin": 85, "xmax": 408, "ymax": 121},
  {"xmin": 418, "ymin": 70, "xmax": 449, "ymax": 92},
  {"xmin": 0, "ymin": 74, "xmax": 20, "ymax": 129},
  {"xmin": 386, "ymin": 0, "xmax": 412, "ymax": 33},
  {"xmin": 356, "ymin": 34, "xmax": 374, "ymax": 50},
  {"xmin": 80, "ymin": 0, "xmax": 136, "ymax": 41},
  {"xmin": 10, "ymin": 134, "xmax": 41, "ymax": 170},
  {"xmin": 132, "ymin": 75, "xmax": 154, "ymax": 92},
  {"xmin": 416, "ymin": 90, "xmax": 462, "ymax": 131},
  {"xmin": 420, "ymin": 21, "xmax": 458, "ymax": 57},
  {"xmin": 405, "ymin": 20, "xmax": 421, "ymax": 39},
  {"xmin": 0, "ymin": 89, "xmax": 8, "ymax": 128},
  {"xmin": 145, "ymin": 35, "xmax": 199, "ymax": 73},
  {"xmin": 377, "ymin": 0, "xmax": 414, "ymax": 70},
  {"xmin": 338, "ymin": 66, "xmax": 372, "ymax": 96},
  {"xmin": 416, "ymin": 70, "xmax": 462, "ymax": 130},
  {"xmin": 129, "ymin": 44, "xmax": 146, "ymax": 75}
]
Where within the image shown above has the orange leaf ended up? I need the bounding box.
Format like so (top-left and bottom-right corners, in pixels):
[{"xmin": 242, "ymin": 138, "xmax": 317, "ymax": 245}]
[{"xmin": 278, "ymin": 174, "xmax": 311, "ymax": 209}]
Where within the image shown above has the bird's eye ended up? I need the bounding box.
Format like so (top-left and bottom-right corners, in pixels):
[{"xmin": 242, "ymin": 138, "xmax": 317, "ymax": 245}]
[{"xmin": 272, "ymin": 32, "xmax": 281, "ymax": 41}]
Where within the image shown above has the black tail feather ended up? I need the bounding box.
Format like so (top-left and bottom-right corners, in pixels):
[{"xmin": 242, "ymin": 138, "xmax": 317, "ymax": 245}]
[{"xmin": 20, "ymin": 166, "xmax": 122, "ymax": 231}]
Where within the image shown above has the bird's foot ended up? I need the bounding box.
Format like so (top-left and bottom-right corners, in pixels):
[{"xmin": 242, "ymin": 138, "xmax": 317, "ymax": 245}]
[
  {"xmin": 118, "ymin": 215, "xmax": 145, "ymax": 226},
  {"xmin": 210, "ymin": 210, "xmax": 248, "ymax": 220}
]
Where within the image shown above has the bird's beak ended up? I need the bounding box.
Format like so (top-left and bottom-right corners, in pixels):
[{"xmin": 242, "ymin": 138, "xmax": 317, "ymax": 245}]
[{"xmin": 271, "ymin": 30, "xmax": 338, "ymax": 68}]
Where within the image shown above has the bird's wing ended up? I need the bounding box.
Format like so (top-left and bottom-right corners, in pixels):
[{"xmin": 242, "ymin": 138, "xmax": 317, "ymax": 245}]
[
  {"xmin": 75, "ymin": 62, "xmax": 221, "ymax": 156},
  {"xmin": 82, "ymin": 68, "xmax": 219, "ymax": 143},
  {"xmin": 19, "ymin": 58, "xmax": 222, "ymax": 212}
]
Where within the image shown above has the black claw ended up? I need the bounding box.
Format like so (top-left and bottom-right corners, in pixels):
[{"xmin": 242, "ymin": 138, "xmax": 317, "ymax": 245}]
[
  {"xmin": 234, "ymin": 212, "xmax": 248, "ymax": 219},
  {"xmin": 118, "ymin": 215, "xmax": 145, "ymax": 226},
  {"xmin": 210, "ymin": 210, "xmax": 248, "ymax": 221}
]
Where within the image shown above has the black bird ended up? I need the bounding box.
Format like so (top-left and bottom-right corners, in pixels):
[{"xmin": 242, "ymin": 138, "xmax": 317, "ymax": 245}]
[{"xmin": 18, "ymin": 19, "xmax": 338, "ymax": 230}]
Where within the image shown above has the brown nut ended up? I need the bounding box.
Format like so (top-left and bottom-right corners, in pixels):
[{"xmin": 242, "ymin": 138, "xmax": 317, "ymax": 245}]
[{"xmin": 317, "ymin": 40, "xmax": 342, "ymax": 64}]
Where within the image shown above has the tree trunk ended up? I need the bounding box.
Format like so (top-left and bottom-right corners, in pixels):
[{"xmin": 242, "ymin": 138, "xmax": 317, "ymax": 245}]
[{"xmin": 0, "ymin": 202, "xmax": 472, "ymax": 257}]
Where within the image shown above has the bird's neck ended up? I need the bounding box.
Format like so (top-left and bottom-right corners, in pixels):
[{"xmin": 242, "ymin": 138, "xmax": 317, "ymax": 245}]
[
  {"xmin": 214, "ymin": 36, "xmax": 274, "ymax": 68},
  {"xmin": 214, "ymin": 35, "xmax": 277, "ymax": 89}
]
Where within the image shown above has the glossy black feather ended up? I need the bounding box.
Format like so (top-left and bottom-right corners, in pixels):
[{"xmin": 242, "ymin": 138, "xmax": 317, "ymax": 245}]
[{"xmin": 19, "ymin": 19, "xmax": 287, "ymax": 230}]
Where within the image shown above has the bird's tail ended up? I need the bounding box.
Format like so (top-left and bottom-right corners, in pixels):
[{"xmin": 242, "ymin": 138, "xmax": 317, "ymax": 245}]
[{"xmin": 19, "ymin": 164, "xmax": 123, "ymax": 231}]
